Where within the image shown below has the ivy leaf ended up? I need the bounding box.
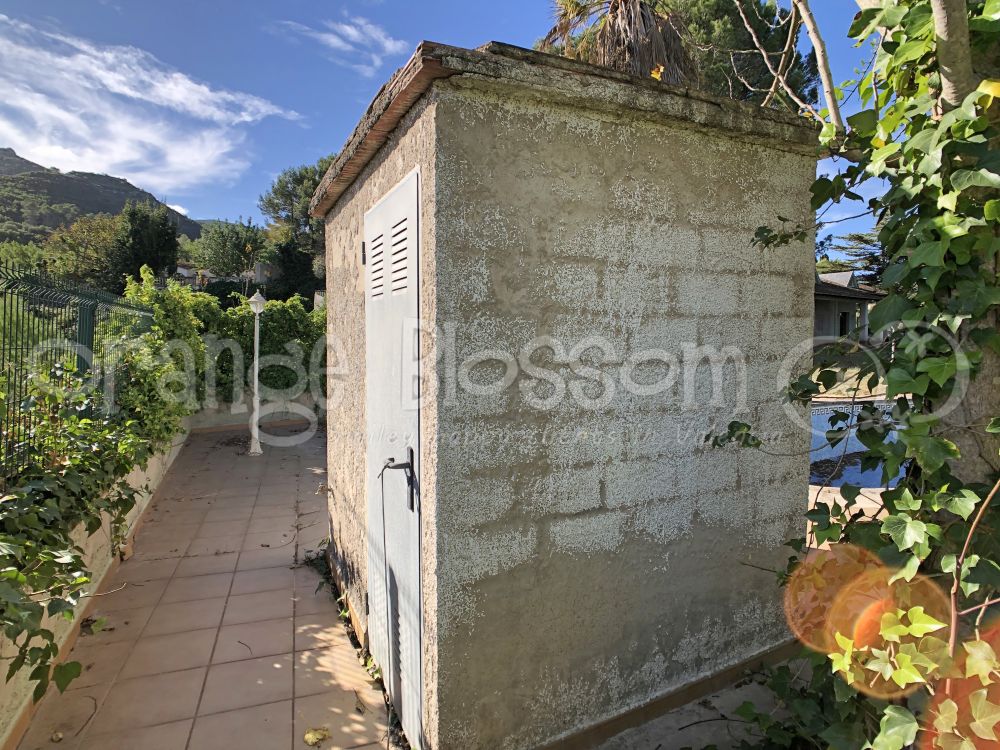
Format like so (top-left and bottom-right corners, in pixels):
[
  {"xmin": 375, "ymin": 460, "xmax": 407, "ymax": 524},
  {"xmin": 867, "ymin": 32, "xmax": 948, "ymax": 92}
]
[
  {"xmin": 905, "ymin": 606, "xmax": 947, "ymax": 637},
  {"xmin": 916, "ymin": 356, "xmax": 958, "ymax": 387},
  {"xmin": 880, "ymin": 610, "xmax": 910, "ymax": 643},
  {"xmin": 952, "ymin": 168, "xmax": 1000, "ymax": 191},
  {"xmin": 987, "ymin": 417, "xmax": 1000, "ymax": 434},
  {"xmin": 906, "ymin": 435, "xmax": 961, "ymax": 473},
  {"xmin": 933, "ymin": 699, "xmax": 959, "ymax": 734},
  {"xmin": 967, "ymin": 559, "xmax": 1000, "ymax": 587},
  {"xmin": 886, "ymin": 368, "xmax": 930, "ymax": 398},
  {"xmin": 870, "ymin": 295, "xmax": 913, "ymax": 333},
  {"xmin": 888, "ymin": 554, "xmax": 921, "ymax": 583},
  {"xmin": 51, "ymin": 661, "xmax": 81, "ymax": 693},
  {"xmin": 865, "ymin": 647, "xmax": 896, "ymax": 680},
  {"xmin": 970, "ymin": 688, "xmax": 1000, "ymax": 740},
  {"xmin": 872, "ymin": 706, "xmax": 918, "ymax": 750},
  {"xmin": 965, "ymin": 640, "xmax": 1000, "ymax": 685},
  {"xmin": 882, "ymin": 514, "xmax": 928, "ymax": 551},
  {"xmin": 910, "ymin": 240, "xmax": 948, "ymax": 267}
]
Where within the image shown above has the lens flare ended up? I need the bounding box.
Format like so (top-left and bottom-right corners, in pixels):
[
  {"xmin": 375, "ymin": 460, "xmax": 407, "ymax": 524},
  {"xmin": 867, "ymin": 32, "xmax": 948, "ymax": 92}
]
[
  {"xmin": 827, "ymin": 568, "xmax": 950, "ymax": 700},
  {"xmin": 784, "ymin": 544, "xmax": 882, "ymax": 653}
]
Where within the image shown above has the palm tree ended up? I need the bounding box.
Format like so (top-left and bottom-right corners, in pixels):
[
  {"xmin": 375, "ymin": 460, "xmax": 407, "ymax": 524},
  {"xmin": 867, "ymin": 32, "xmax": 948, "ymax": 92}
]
[{"xmin": 541, "ymin": 0, "xmax": 696, "ymax": 83}]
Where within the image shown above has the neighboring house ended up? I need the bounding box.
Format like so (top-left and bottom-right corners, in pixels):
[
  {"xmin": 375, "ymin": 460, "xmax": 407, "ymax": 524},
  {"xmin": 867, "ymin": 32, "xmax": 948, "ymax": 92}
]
[
  {"xmin": 173, "ymin": 262, "xmax": 220, "ymax": 290},
  {"xmin": 815, "ymin": 270, "xmax": 884, "ymax": 342}
]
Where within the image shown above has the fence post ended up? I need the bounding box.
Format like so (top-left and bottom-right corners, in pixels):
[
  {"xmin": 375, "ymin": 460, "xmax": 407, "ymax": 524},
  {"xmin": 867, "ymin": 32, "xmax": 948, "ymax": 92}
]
[{"xmin": 75, "ymin": 300, "xmax": 97, "ymax": 375}]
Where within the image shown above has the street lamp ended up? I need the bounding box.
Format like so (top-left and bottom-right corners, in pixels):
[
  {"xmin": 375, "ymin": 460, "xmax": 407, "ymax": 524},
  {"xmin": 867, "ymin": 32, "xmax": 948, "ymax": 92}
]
[{"xmin": 247, "ymin": 291, "xmax": 265, "ymax": 456}]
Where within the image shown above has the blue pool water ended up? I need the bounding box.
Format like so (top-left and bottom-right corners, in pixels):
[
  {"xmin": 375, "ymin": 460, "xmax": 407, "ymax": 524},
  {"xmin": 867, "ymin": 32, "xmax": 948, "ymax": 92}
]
[{"xmin": 809, "ymin": 403, "xmax": 901, "ymax": 487}]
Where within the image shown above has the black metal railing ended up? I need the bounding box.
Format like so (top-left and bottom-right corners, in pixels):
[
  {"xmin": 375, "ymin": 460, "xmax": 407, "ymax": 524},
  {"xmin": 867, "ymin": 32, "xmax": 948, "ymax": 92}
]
[{"xmin": 0, "ymin": 265, "xmax": 153, "ymax": 480}]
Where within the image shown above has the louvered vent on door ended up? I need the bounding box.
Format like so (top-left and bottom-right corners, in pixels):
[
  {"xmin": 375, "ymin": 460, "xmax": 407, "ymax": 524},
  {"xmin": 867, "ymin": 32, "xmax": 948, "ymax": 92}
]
[
  {"xmin": 370, "ymin": 234, "xmax": 385, "ymax": 299},
  {"xmin": 390, "ymin": 217, "xmax": 408, "ymax": 294}
]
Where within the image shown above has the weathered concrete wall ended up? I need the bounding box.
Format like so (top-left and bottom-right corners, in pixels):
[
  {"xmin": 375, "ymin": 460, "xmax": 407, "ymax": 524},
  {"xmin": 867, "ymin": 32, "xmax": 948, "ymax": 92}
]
[
  {"xmin": 0, "ymin": 433, "xmax": 186, "ymax": 750},
  {"xmin": 322, "ymin": 95, "xmax": 441, "ymax": 741},
  {"xmin": 428, "ymin": 75, "xmax": 816, "ymax": 748}
]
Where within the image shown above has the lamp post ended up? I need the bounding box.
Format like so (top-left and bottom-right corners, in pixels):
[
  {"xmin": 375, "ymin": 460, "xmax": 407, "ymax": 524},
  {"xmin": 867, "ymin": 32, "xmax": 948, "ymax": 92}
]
[{"xmin": 247, "ymin": 291, "xmax": 265, "ymax": 456}]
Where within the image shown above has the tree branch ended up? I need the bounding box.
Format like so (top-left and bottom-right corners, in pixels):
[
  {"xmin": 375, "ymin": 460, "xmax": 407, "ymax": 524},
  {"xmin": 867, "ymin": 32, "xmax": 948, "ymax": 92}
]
[
  {"xmin": 732, "ymin": 0, "xmax": 820, "ymax": 120},
  {"xmin": 930, "ymin": 0, "xmax": 977, "ymax": 109},
  {"xmin": 763, "ymin": 3, "xmax": 800, "ymax": 107},
  {"xmin": 790, "ymin": 0, "xmax": 845, "ymax": 137}
]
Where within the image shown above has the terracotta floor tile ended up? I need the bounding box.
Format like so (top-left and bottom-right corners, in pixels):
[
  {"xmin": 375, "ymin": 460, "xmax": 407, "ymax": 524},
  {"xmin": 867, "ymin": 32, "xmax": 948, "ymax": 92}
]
[
  {"xmin": 188, "ymin": 700, "xmax": 292, "ymax": 750},
  {"xmin": 94, "ymin": 578, "xmax": 168, "ymax": 612},
  {"xmin": 242, "ymin": 529, "xmax": 295, "ymax": 552},
  {"xmin": 203, "ymin": 506, "xmax": 254, "ymax": 522},
  {"xmin": 144, "ymin": 597, "xmax": 226, "ymax": 636},
  {"xmin": 198, "ymin": 654, "xmax": 293, "ymax": 715},
  {"xmin": 250, "ymin": 505, "xmax": 296, "ymax": 520},
  {"xmin": 294, "ymin": 645, "xmax": 382, "ymax": 701},
  {"xmin": 77, "ymin": 719, "xmax": 192, "ymax": 750},
  {"xmin": 247, "ymin": 517, "xmax": 297, "ymax": 535},
  {"xmin": 129, "ymin": 536, "xmax": 190, "ymax": 561},
  {"xmin": 294, "ymin": 613, "xmax": 354, "ymax": 652},
  {"xmin": 292, "ymin": 689, "xmax": 388, "ymax": 750},
  {"xmin": 196, "ymin": 519, "xmax": 250, "ymax": 539},
  {"xmin": 174, "ymin": 551, "xmax": 239, "ymax": 577},
  {"xmin": 186, "ymin": 535, "xmax": 243, "ymax": 557},
  {"xmin": 119, "ymin": 628, "xmax": 216, "ymax": 679},
  {"xmin": 231, "ymin": 566, "xmax": 294, "ymax": 596},
  {"xmin": 213, "ymin": 617, "xmax": 293, "ymax": 663},
  {"xmin": 161, "ymin": 572, "xmax": 233, "ymax": 604},
  {"xmin": 87, "ymin": 667, "xmax": 205, "ymax": 735},
  {"xmin": 107, "ymin": 557, "xmax": 179, "ymax": 585},
  {"xmin": 236, "ymin": 546, "xmax": 297, "ymax": 571},
  {"xmin": 78, "ymin": 605, "xmax": 153, "ymax": 644},
  {"xmin": 67, "ymin": 639, "xmax": 132, "ymax": 689},
  {"xmin": 17, "ymin": 685, "xmax": 109, "ymax": 750},
  {"xmin": 223, "ymin": 589, "xmax": 295, "ymax": 625}
]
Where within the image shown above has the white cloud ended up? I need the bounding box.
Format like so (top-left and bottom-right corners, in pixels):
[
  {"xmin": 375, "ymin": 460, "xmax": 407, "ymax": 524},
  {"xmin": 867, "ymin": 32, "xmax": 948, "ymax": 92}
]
[
  {"xmin": 168, "ymin": 204, "xmax": 189, "ymax": 215},
  {"xmin": 276, "ymin": 16, "xmax": 407, "ymax": 77},
  {"xmin": 0, "ymin": 14, "xmax": 298, "ymax": 194}
]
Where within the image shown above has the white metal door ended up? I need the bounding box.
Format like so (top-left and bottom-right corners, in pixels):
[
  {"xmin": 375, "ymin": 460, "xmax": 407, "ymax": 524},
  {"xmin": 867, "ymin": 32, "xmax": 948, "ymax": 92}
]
[{"xmin": 364, "ymin": 169, "xmax": 422, "ymax": 748}]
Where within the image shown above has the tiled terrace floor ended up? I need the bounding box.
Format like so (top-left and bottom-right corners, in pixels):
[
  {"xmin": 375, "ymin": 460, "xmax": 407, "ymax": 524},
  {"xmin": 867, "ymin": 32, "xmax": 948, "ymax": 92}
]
[{"xmin": 19, "ymin": 428, "xmax": 389, "ymax": 750}]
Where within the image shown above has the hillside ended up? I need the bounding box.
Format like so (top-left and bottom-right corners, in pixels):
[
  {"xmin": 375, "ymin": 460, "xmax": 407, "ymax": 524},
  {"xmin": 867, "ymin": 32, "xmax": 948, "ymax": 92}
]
[
  {"xmin": 0, "ymin": 148, "xmax": 202, "ymax": 244},
  {"xmin": 0, "ymin": 148, "xmax": 45, "ymax": 177}
]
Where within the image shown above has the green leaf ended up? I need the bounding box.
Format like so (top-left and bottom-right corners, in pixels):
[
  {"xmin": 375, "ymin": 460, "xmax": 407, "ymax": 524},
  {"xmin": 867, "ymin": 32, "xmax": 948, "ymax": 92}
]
[
  {"xmin": 906, "ymin": 606, "xmax": 947, "ymax": 637},
  {"xmin": 906, "ymin": 435, "xmax": 961, "ymax": 473},
  {"xmin": 967, "ymin": 559, "xmax": 1000, "ymax": 587},
  {"xmin": 970, "ymin": 688, "xmax": 1000, "ymax": 740},
  {"xmin": 51, "ymin": 661, "xmax": 81, "ymax": 693},
  {"xmin": 916, "ymin": 356, "xmax": 958, "ymax": 387},
  {"xmin": 965, "ymin": 640, "xmax": 1000, "ymax": 685},
  {"xmin": 987, "ymin": 417, "xmax": 1000, "ymax": 434},
  {"xmin": 872, "ymin": 706, "xmax": 919, "ymax": 750},
  {"xmin": 880, "ymin": 610, "xmax": 910, "ymax": 643},
  {"xmin": 870, "ymin": 295, "xmax": 913, "ymax": 333},
  {"xmin": 952, "ymin": 168, "xmax": 1000, "ymax": 191},
  {"xmin": 889, "ymin": 555, "xmax": 921, "ymax": 583},
  {"xmin": 910, "ymin": 240, "xmax": 947, "ymax": 267},
  {"xmin": 985, "ymin": 199, "xmax": 1000, "ymax": 221},
  {"xmin": 882, "ymin": 514, "xmax": 928, "ymax": 551},
  {"xmin": 886, "ymin": 368, "xmax": 930, "ymax": 398}
]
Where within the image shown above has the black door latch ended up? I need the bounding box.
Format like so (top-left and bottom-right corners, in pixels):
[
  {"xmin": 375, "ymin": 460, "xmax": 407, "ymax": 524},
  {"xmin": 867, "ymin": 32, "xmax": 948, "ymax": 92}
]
[{"xmin": 380, "ymin": 447, "xmax": 416, "ymax": 510}]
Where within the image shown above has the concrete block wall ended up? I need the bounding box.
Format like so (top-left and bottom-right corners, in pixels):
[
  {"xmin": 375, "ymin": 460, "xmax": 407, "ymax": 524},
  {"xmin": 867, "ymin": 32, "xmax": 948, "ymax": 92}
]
[{"xmin": 428, "ymin": 77, "xmax": 816, "ymax": 748}]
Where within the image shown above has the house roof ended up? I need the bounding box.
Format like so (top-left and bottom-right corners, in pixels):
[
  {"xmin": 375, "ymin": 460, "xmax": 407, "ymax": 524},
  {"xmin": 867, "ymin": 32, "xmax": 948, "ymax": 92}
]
[
  {"xmin": 819, "ymin": 271, "xmax": 856, "ymax": 287},
  {"xmin": 815, "ymin": 279, "xmax": 883, "ymax": 301},
  {"xmin": 309, "ymin": 41, "xmax": 819, "ymax": 218}
]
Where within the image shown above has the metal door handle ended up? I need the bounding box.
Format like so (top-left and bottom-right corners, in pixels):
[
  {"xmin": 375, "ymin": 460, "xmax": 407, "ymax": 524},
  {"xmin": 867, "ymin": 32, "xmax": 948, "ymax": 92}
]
[{"xmin": 380, "ymin": 447, "xmax": 416, "ymax": 510}]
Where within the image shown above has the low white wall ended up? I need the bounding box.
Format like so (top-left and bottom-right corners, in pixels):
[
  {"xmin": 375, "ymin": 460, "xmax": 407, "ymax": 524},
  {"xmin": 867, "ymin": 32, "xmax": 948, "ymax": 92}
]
[{"xmin": 0, "ymin": 430, "xmax": 186, "ymax": 750}]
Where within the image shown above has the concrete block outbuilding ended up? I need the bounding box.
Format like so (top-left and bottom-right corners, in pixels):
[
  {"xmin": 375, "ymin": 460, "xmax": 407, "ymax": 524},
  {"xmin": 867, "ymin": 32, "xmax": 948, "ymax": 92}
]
[{"xmin": 313, "ymin": 41, "xmax": 817, "ymax": 749}]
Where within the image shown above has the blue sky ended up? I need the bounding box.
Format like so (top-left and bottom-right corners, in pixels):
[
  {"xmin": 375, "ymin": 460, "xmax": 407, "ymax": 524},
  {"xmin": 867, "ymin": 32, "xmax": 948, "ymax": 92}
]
[{"xmin": 0, "ymin": 0, "xmax": 874, "ymax": 238}]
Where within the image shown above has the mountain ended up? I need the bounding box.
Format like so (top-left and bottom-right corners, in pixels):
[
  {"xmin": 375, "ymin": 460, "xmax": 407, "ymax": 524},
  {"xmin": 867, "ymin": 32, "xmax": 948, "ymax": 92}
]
[
  {"xmin": 0, "ymin": 148, "xmax": 46, "ymax": 177},
  {"xmin": 0, "ymin": 148, "xmax": 202, "ymax": 244}
]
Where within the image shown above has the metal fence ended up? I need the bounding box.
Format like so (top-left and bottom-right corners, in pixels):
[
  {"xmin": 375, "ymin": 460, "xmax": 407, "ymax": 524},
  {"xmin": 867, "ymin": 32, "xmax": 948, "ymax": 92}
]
[{"xmin": 0, "ymin": 265, "xmax": 153, "ymax": 480}]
